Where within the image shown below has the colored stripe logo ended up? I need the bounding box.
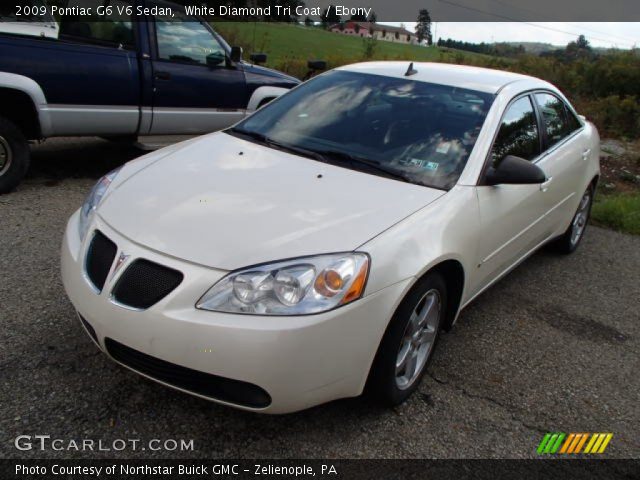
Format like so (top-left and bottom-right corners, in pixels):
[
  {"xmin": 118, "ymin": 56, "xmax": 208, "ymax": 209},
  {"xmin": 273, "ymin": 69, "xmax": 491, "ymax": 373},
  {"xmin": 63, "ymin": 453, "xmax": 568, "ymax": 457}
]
[{"xmin": 537, "ymin": 433, "xmax": 613, "ymax": 454}]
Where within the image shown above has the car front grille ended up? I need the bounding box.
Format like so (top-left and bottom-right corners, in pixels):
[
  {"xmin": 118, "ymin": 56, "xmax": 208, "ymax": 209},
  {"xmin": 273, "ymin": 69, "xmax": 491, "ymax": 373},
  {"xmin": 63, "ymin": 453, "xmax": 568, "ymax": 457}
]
[
  {"xmin": 85, "ymin": 230, "xmax": 117, "ymax": 292},
  {"xmin": 104, "ymin": 338, "xmax": 272, "ymax": 408},
  {"xmin": 111, "ymin": 259, "xmax": 183, "ymax": 310}
]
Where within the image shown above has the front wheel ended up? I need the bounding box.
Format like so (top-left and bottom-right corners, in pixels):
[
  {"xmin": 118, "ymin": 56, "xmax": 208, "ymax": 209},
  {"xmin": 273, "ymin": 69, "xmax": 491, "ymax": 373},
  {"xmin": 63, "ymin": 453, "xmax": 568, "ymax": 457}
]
[
  {"xmin": 552, "ymin": 184, "xmax": 594, "ymax": 254},
  {"xmin": 0, "ymin": 116, "xmax": 31, "ymax": 194},
  {"xmin": 367, "ymin": 272, "xmax": 446, "ymax": 406}
]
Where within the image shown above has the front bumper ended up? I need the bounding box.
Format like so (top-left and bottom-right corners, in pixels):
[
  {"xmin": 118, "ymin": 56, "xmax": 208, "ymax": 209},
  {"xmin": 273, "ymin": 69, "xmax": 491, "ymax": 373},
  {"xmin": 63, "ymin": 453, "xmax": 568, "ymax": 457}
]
[{"xmin": 61, "ymin": 211, "xmax": 410, "ymax": 413}]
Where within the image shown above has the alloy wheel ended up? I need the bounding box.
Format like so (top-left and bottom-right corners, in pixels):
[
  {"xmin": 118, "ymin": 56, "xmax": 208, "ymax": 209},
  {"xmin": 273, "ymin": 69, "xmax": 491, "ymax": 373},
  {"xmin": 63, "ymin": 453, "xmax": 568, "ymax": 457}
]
[
  {"xmin": 395, "ymin": 289, "xmax": 441, "ymax": 390},
  {"xmin": 570, "ymin": 190, "xmax": 592, "ymax": 247}
]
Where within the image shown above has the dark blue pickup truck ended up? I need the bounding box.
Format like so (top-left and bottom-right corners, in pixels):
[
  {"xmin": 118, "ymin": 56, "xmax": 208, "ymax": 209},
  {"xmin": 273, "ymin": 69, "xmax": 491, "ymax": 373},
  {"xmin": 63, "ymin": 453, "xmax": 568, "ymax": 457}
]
[{"xmin": 0, "ymin": 0, "xmax": 300, "ymax": 193}]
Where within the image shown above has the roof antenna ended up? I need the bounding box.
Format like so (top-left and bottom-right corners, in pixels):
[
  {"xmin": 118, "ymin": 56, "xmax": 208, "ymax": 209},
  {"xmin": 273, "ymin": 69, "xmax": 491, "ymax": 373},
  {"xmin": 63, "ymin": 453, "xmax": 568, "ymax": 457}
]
[{"xmin": 404, "ymin": 62, "xmax": 418, "ymax": 76}]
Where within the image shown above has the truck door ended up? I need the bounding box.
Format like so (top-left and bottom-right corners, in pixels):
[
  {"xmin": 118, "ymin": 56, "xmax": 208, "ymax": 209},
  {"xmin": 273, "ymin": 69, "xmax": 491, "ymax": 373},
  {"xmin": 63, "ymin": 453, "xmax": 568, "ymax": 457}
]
[
  {"xmin": 148, "ymin": 3, "xmax": 248, "ymax": 135},
  {"xmin": 27, "ymin": 0, "xmax": 141, "ymax": 136}
]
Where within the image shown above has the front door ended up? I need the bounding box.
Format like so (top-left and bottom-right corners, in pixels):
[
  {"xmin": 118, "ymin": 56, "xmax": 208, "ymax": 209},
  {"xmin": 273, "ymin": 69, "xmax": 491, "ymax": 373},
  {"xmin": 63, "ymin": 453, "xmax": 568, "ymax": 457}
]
[
  {"xmin": 148, "ymin": 4, "xmax": 247, "ymax": 135},
  {"xmin": 473, "ymin": 95, "xmax": 550, "ymax": 294}
]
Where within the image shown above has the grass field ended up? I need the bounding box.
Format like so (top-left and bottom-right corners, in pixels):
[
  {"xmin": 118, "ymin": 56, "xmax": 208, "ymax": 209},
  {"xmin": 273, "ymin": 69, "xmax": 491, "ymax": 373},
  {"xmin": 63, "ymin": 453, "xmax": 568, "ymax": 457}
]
[
  {"xmin": 214, "ymin": 23, "xmax": 488, "ymax": 77},
  {"xmin": 592, "ymin": 193, "xmax": 640, "ymax": 235}
]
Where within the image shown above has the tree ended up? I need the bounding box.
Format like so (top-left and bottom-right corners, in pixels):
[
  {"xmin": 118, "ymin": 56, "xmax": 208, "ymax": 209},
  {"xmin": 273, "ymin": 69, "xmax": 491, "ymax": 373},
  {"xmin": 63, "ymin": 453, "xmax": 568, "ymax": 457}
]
[
  {"xmin": 415, "ymin": 9, "xmax": 433, "ymax": 45},
  {"xmin": 565, "ymin": 34, "xmax": 593, "ymax": 61},
  {"xmin": 576, "ymin": 34, "xmax": 590, "ymax": 50},
  {"xmin": 304, "ymin": 16, "xmax": 313, "ymax": 26},
  {"xmin": 368, "ymin": 10, "xmax": 377, "ymax": 23},
  {"xmin": 350, "ymin": 12, "xmax": 367, "ymax": 21}
]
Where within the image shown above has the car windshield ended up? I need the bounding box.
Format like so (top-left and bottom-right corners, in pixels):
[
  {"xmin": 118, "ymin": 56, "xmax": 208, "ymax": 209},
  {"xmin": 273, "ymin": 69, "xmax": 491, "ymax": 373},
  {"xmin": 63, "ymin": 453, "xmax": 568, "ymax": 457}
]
[{"xmin": 230, "ymin": 70, "xmax": 494, "ymax": 190}]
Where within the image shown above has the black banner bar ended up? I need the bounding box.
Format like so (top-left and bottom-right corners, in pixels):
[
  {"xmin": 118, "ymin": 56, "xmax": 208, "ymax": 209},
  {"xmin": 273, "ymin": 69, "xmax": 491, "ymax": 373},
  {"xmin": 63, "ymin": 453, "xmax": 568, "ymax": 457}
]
[
  {"xmin": 2, "ymin": 459, "xmax": 639, "ymax": 480},
  {"xmin": 3, "ymin": 0, "xmax": 640, "ymax": 22}
]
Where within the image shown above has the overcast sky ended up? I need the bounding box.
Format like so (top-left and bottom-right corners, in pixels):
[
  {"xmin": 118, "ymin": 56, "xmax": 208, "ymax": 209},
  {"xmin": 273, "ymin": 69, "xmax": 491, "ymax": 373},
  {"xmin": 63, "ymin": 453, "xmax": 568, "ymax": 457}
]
[{"xmin": 383, "ymin": 22, "xmax": 640, "ymax": 49}]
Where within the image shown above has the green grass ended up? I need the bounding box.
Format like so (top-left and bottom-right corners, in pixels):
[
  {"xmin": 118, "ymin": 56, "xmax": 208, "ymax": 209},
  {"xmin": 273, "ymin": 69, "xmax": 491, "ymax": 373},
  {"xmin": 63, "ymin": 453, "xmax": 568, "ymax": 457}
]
[
  {"xmin": 592, "ymin": 193, "xmax": 640, "ymax": 235},
  {"xmin": 214, "ymin": 23, "xmax": 491, "ymax": 77}
]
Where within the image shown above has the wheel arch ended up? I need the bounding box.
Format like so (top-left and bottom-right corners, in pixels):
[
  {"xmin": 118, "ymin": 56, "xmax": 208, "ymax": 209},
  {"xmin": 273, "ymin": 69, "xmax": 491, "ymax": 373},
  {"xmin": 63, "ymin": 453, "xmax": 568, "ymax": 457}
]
[
  {"xmin": 246, "ymin": 86, "xmax": 290, "ymax": 112},
  {"xmin": 420, "ymin": 259, "xmax": 465, "ymax": 331},
  {"xmin": 0, "ymin": 72, "xmax": 51, "ymax": 138}
]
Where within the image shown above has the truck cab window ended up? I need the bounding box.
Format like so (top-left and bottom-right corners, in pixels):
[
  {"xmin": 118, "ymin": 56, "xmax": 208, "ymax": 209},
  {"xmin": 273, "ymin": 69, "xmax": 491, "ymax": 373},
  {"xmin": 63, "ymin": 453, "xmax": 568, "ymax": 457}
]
[
  {"xmin": 58, "ymin": 0, "xmax": 134, "ymax": 49},
  {"xmin": 155, "ymin": 11, "xmax": 225, "ymax": 65}
]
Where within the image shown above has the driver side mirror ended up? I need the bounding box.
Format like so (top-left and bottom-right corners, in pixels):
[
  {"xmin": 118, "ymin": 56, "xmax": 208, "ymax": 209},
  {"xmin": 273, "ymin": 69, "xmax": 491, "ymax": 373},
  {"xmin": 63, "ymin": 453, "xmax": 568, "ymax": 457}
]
[
  {"xmin": 249, "ymin": 53, "xmax": 267, "ymax": 65},
  {"xmin": 484, "ymin": 155, "xmax": 546, "ymax": 186},
  {"xmin": 230, "ymin": 46, "xmax": 243, "ymax": 63}
]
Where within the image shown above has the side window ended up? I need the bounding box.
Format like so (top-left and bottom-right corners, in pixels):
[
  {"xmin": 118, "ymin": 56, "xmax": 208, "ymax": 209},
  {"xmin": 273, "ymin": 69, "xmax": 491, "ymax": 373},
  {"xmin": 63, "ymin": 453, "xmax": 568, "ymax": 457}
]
[
  {"xmin": 59, "ymin": 1, "xmax": 134, "ymax": 49},
  {"xmin": 535, "ymin": 93, "xmax": 574, "ymax": 148},
  {"xmin": 491, "ymin": 96, "xmax": 540, "ymax": 165},
  {"xmin": 565, "ymin": 105, "xmax": 583, "ymax": 134},
  {"xmin": 155, "ymin": 11, "xmax": 225, "ymax": 66}
]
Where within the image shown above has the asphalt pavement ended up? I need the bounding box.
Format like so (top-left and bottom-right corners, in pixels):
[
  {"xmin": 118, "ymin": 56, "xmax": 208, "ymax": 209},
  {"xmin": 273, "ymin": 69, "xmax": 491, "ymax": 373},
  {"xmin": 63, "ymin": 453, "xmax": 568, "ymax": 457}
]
[{"xmin": 1, "ymin": 138, "xmax": 638, "ymax": 459}]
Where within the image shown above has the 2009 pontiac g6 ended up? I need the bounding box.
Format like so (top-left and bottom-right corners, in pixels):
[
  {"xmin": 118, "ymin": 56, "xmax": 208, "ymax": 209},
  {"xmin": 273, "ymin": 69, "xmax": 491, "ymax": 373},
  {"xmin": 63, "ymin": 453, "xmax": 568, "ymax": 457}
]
[{"xmin": 61, "ymin": 62, "xmax": 600, "ymax": 413}]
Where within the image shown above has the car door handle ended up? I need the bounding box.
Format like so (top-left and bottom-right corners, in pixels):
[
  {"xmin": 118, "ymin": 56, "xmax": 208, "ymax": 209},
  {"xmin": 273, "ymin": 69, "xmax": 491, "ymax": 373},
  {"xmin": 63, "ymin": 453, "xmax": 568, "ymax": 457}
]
[
  {"xmin": 540, "ymin": 177, "xmax": 553, "ymax": 192},
  {"xmin": 155, "ymin": 71, "xmax": 171, "ymax": 80},
  {"xmin": 582, "ymin": 148, "xmax": 591, "ymax": 161}
]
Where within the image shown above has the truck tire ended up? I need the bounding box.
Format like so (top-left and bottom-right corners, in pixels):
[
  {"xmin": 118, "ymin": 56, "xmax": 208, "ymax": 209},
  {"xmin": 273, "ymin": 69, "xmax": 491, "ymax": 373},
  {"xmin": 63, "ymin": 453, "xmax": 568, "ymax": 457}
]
[{"xmin": 0, "ymin": 116, "xmax": 30, "ymax": 194}]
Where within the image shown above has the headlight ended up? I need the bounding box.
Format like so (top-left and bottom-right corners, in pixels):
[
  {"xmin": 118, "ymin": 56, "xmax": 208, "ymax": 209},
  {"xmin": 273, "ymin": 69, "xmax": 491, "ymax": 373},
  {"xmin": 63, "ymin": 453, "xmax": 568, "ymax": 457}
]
[
  {"xmin": 78, "ymin": 167, "xmax": 121, "ymax": 241},
  {"xmin": 197, "ymin": 253, "xmax": 370, "ymax": 315}
]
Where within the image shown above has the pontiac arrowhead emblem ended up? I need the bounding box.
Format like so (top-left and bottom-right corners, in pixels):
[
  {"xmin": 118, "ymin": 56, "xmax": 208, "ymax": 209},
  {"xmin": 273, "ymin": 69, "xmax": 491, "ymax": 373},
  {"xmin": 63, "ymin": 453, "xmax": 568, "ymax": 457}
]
[{"xmin": 111, "ymin": 252, "xmax": 130, "ymax": 280}]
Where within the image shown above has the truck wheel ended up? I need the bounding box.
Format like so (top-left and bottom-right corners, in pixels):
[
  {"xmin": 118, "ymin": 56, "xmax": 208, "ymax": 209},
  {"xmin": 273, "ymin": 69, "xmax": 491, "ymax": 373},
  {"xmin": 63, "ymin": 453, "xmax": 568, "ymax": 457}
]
[{"xmin": 0, "ymin": 116, "xmax": 30, "ymax": 194}]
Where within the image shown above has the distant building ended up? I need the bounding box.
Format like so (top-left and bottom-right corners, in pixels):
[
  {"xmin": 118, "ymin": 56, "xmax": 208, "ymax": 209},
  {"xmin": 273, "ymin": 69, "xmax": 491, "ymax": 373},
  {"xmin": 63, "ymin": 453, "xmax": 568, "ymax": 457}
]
[{"xmin": 329, "ymin": 22, "xmax": 418, "ymax": 45}]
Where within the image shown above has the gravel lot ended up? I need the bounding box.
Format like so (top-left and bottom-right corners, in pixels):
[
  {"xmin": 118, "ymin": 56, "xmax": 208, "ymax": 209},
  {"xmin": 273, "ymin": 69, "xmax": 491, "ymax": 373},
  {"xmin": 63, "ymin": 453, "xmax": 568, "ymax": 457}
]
[{"xmin": 1, "ymin": 138, "xmax": 638, "ymax": 459}]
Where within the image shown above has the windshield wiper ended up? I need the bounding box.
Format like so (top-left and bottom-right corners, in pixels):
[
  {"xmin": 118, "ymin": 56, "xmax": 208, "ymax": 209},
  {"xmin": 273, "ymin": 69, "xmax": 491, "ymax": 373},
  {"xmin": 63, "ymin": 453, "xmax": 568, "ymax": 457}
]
[
  {"xmin": 315, "ymin": 149, "xmax": 414, "ymax": 184},
  {"xmin": 227, "ymin": 128, "xmax": 326, "ymax": 162}
]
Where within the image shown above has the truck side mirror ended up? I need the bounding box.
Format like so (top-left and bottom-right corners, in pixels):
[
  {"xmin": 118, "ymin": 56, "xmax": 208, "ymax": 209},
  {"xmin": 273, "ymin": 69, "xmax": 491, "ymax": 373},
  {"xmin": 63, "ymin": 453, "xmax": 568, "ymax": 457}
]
[
  {"xmin": 249, "ymin": 53, "xmax": 267, "ymax": 65},
  {"xmin": 302, "ymin": 60, "xmax": 327, "ymax": 81},
  {"xmin": 230, "ymin": 46, "xmax": 243, "ymax": 63},
  {"xmin": 307, "ymin": 60, "xmax": 327, "ymax": 71}
]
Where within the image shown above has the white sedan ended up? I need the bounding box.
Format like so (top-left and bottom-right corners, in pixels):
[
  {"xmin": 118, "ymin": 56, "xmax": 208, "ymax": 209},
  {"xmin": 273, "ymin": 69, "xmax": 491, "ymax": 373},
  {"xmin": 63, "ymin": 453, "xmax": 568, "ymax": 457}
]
[{"xmin": 61, "ymin": 62, "xmax": 600, "ymax": 413}]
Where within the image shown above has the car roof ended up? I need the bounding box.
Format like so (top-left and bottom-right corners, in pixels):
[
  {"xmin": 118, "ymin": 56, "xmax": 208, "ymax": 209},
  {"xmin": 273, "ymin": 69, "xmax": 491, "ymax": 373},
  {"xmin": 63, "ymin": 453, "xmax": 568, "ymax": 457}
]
[{"xmin": 337, "ymin": 61, "xmax": 542, "ymax": 94}]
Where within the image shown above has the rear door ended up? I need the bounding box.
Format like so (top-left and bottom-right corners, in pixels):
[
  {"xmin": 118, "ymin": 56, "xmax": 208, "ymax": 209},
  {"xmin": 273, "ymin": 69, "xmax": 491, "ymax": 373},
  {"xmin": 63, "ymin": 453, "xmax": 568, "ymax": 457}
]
[
  {"xmin": 474, "ymin": 95, "xmax": 550, "ymax": 290},
  {"xmin": 148, "ymin": 3, "xmax": 247, "ymax": 135},
  {"xmin": 532, "ymin": 92, "xmax": 589, "ymax": 234}
]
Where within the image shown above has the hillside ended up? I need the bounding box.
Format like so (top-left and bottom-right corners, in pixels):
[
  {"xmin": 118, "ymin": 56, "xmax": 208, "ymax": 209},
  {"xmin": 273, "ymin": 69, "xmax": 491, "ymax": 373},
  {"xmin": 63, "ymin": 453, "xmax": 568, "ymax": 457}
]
[{"xmin": 214, "ymin": 22, "xmax": 489, "ymax": 77}]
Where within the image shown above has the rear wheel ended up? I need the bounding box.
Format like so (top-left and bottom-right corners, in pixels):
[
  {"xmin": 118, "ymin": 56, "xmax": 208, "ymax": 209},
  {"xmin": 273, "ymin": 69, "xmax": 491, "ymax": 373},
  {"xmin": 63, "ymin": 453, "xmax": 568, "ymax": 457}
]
[
  {"xmin": 0, "ymin": 116, "xmax": 30, "ymax": 194},
  {"xmin": 552, "ymin": 184, "xmax": 594, "ymax": 254},
  {"xmin": 367, "ymin": 272, "xmax": 446, "ymax": 406}
]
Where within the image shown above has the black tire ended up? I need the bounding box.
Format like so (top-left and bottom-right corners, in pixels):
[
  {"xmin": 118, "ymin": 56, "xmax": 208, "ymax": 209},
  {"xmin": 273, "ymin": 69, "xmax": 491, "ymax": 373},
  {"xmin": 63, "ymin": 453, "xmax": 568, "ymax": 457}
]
[
  {"xmin": 0, "ymin": 116, "xmax": 30, "ymax": 194},
  {"xmin": 366, "ymin": 272, "xmax": 447, "ymax": 406},
  {"xmin": 551, "ymin": 183, "xmax": 594, "ymax": 254}
]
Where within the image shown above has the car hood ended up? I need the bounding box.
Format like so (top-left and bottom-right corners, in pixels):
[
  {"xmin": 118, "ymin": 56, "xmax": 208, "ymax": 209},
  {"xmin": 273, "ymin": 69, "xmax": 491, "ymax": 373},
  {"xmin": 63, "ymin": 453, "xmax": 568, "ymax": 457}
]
[
  {"xmin": 99, "ymin": 132, "xmax": 445, "ymax": 270},
  {"xmin": 242, "ymin": 63, "xmax": 300, "ymax": 84}
]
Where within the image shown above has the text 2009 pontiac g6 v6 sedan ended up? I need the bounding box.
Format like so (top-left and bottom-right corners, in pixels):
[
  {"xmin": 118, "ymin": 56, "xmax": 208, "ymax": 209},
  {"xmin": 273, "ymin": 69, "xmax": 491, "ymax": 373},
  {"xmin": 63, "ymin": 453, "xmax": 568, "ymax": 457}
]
[{"xmin": 61, "ymin": 62, "xmax": 599, "ymax": 413}]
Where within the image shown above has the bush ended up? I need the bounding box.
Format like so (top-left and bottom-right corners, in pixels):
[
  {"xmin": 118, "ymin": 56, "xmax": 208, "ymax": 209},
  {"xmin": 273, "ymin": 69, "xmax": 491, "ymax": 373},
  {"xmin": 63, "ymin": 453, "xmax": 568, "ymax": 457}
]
[{"xmin": 576, "ymin": 96, "xmax": 640, "ymax": 138}]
